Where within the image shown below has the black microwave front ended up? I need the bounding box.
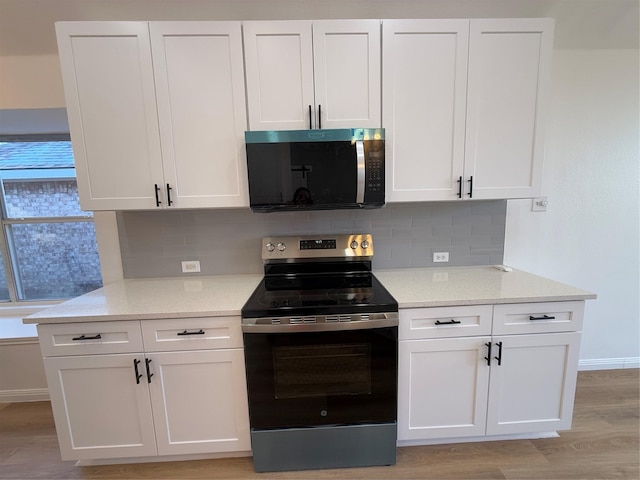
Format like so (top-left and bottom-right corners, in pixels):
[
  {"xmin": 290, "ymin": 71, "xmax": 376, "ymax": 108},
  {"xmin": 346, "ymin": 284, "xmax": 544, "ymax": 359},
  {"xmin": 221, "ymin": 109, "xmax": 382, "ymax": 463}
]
[{"xmin": 245, "ymin": 128, "xmax": 385, "ymax": 212}]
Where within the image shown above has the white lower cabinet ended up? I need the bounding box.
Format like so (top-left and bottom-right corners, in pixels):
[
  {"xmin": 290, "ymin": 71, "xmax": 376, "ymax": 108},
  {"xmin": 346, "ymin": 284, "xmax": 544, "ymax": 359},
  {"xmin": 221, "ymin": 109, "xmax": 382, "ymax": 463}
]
[
  {"xmin": 39, "ymin": 318, "xmax": 250, "ymax": 461},
  {"xmin": 398, "ymin": 302, "xmax": 583, "ymax": 443}
]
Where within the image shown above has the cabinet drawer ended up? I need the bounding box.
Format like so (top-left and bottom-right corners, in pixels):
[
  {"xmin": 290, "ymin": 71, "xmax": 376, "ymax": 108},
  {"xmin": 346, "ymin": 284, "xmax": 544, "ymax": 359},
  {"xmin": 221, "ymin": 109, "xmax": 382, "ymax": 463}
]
[
  {"xmin": 141, "ymin": 317, "xmax": 242, "ymax": 352},
  {"xmin": 399, "ymin": 305, "xmax": 493, "ymax": 340},
  {"xmin": 492, "ymin": 301, "xmax": 584, "ymax": 335},
  {"xmin": 37, "ymin": 321, "xmax": 143, "ymax": 357}
]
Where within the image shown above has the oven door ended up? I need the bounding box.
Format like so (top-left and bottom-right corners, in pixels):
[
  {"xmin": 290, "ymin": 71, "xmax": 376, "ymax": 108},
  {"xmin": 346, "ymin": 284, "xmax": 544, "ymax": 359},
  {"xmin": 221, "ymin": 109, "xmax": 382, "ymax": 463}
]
[{"xmin": 243, "ymin": 325, "xmax": 397, "ymax": 430}]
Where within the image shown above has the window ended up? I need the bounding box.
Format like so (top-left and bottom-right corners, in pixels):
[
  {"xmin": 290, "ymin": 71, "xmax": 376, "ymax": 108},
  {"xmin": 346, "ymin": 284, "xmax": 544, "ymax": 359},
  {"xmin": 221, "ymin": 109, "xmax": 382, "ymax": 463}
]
[{"xmin": 0, "ymin": 135, "xmax": 103, "ymax": 302}]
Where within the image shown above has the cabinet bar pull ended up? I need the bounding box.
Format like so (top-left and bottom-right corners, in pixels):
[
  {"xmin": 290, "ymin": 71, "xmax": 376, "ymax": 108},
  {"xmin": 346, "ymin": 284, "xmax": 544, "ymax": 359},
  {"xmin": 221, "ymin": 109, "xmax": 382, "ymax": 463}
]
[
  {"xmin": 457, "ymin": 176, "xmax": 463, "ymax": 198},
  {"xmin": 145, "ymin": 358, "xmax": 153, "ymax": 384},
  {"xmin": 529, "ymin": 314, "xmax": 556, "ymax": 321},
  {"xmin": 467, "ymin": 176, "xmax": 474, "ymax": 198},
  {"xmin": 308, "ymin": 105, "xmax": 312, "ymax": 130},
  {"xmin": 434, "ymin": 319, "xmax": 461, "ymax": 326},
  {"xmin": 134, "ymin": 359, "xmax": 143, "ymax": 384},
  {"xmin": 166, "ymin": 184, "xmax": 173, "ymax": 206},
  {"xmin": 177, "ymin": 329, "xmax": 205, "ymax": 336},
  {"xmin": 154, "ymin": 184, "xmax": 161, "ymax": 207},
  {"xmin": 318, "ymin": 104, "xmax": 322, "ymax": 129},
  {"xmin": 494, "ymin": 341, "xmax": 503, "ymax": 366},
  {"xmin": 72, "ymin": 334, "xmax": 102, "ymax": 341},
  {"xmin": 484, "ymin": 342, "xmax": 492, "ymax": 366}
]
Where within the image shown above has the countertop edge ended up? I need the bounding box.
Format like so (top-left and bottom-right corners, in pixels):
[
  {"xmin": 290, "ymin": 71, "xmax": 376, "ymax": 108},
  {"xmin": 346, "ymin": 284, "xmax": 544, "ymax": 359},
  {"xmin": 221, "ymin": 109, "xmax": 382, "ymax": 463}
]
[{"xmin": 396, "ymin": 293, "xmax": 597, "ymax": 309}]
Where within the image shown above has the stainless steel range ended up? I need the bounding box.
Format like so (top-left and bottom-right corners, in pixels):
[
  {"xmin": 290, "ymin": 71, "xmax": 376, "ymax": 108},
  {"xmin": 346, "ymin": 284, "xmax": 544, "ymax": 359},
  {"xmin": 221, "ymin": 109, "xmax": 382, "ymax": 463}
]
[{"xmin": 241, "ymin": 234, "xmax": 398, "ymax": 473}]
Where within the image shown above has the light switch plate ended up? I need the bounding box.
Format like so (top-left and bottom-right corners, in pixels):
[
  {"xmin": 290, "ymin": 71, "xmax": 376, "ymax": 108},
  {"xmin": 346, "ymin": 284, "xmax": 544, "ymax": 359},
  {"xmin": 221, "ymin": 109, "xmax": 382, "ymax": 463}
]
[{"xmin": 532, "ymin": 197, "xmax": 548, "ymax": 212}]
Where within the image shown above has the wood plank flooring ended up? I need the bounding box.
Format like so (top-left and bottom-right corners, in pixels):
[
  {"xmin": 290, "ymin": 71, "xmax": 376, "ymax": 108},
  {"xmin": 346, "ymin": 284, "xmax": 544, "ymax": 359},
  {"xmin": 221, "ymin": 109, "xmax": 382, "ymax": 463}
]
[{"xmin": 0, "ymin": 369, "xmax": 638, "ymax": 479}]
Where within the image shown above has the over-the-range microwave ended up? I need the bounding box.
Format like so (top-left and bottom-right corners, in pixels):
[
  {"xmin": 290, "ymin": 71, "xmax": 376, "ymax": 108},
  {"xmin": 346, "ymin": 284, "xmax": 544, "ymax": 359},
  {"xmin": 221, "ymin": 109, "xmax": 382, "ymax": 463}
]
[{"xmin": 244, "ymin": 128, "xmax": 385, "ymax": 212}]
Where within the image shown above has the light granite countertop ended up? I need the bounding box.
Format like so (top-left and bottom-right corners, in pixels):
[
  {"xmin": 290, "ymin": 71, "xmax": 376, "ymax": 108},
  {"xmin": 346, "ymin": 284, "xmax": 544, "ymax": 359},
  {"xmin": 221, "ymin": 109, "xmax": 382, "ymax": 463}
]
[
  {"xmin": 23, "ymin": 274, "xmax": 263, "ymax": 324},
  {"xmin": 24, "ymin": 267, "xmax": 595, "ymax": 325},
  {"xmin": 374, "ymin": 266, "xmax": 596, "ymax": 308}
]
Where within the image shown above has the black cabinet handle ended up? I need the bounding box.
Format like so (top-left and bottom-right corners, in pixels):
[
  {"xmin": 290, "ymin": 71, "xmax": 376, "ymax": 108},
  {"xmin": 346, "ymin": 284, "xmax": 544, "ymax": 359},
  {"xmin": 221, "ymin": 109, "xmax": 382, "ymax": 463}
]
[
  {"xmin": 145, "ymin": 358, "xmax": 153, "ymax": 384},
  {"xmin": 177, "ymin": 329, "xmax": 205, "ymax": 336},
  {"xmin": 166, "ymin": 183, "xmax": 173, "ymax": 206},
  {"xmin": 529, "ymin": 314, "xmax": 556, "ymax": 321},
  {"xmin": 308, "ymin": 105, "xmax": 312, "ymax": 129},
  {"xmin": 434, "ymin": 319, "xmax": 461, "ymax": 326},
  {"xmin": 494, "ymin": 341, "xmax": 503, "ymax": 366},
  {"xmin": 318, "ymin": 104, "xmax": 322, "ymax": 129},
  {"xmin": 484, "ymin": 342, "xmax": 492, "ymax": 366},
  {"xmin": 72, "ymin": 334, "xmax": 102, "ymax": 341},
  {"xmin": 457, "ymin": 176, "xmax": 463, "ymax": 198},
  {"xmin": 154, "ymin": 184, "xmax": 161, "ymax": 207},
  {"xmin": 134, "ymin": 358, "xmax": 143, "ymax": 384},
  {"xmin": 467, "ymin": 176, "xmax": 474, "ymax": 198}
]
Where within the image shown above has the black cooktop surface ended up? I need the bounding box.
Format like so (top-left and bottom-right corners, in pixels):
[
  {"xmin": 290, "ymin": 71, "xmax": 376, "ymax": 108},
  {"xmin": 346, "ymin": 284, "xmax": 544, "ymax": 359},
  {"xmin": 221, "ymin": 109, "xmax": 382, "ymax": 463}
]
[{"xmin": 241, "ymin": 270, "xmax": 398, "ymax": 318}]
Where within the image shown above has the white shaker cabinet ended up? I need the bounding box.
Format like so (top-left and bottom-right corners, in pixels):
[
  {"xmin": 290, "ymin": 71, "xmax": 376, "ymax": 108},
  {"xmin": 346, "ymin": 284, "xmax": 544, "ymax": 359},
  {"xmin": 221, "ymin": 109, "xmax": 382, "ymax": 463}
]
[
  {"xmin": 398, "ymin": 301, "xmax": 583, "ymax": 443},
  {"xmin": 383, "ymin": 18, "xmax": 554, "ymax": 202},
  {"xmin": 56, "ymin": 21, "xmax": 249, "ymax": 210},
  {"xmin": 243, "ymin": 20, "xmax": 381, "ymax": 130},
  {"xmin": 38, "ymin": 317, "xmax": 250, "ymax": 461}
]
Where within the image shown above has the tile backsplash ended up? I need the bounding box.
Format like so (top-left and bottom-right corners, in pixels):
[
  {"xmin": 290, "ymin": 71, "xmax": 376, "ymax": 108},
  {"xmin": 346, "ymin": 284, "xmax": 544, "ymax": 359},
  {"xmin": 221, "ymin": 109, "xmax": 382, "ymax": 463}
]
[{"xmin": 117, "ymin": 201, "xmax": 506, "ymax": 278}]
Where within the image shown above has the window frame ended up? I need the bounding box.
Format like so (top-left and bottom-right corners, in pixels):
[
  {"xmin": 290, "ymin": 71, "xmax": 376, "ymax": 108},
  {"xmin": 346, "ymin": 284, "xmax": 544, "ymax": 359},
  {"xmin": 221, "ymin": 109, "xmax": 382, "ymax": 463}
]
[{"xmin": 0, "ymin": 133, "xmax": 101, "ymax": 304}]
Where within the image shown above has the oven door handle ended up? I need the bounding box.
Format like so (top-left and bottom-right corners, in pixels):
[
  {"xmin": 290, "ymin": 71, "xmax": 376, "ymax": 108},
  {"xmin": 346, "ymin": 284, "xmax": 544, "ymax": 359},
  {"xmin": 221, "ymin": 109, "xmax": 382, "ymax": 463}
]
[{"xmin": 242, "ymin": 314, "xmax": 398, "ymax": 333}]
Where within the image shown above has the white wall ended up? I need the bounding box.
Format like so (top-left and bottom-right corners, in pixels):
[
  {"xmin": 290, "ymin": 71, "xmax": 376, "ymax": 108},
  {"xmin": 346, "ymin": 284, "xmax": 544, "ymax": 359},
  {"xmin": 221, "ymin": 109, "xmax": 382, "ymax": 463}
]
[
  {"xmin": 504, "ymin": 49, "xmax": 640, "ymax": 368},
  {"xmin": 0, "ymin": 55, "xmax": 65, "ymax": 109}
]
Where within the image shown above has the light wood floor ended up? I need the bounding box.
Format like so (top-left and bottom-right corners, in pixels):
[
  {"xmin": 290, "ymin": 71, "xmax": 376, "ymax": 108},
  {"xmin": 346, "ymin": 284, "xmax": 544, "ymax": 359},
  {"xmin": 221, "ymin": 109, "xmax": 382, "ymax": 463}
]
[{"xmin": 1, "ymin": 369, "xmax": 638, "ymax": 479}]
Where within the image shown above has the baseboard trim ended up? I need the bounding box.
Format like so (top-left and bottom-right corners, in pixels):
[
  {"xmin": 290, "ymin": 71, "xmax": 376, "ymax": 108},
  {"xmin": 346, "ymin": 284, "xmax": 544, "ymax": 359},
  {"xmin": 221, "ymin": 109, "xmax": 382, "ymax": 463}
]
[
  {"xmin": 0, "ymin": 388, "xmax": 49, "ymax": 403},
  {"xmin": 579, "ymin": 357, "xmax": 640, "ymax": 370}
]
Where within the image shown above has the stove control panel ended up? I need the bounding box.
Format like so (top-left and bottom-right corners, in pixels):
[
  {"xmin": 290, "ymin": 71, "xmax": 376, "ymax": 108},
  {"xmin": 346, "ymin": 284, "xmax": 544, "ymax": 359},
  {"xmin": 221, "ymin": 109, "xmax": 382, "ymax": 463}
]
[{"xmin": 262, "ymin": 234, "xmax": 373, "ymax": 260}]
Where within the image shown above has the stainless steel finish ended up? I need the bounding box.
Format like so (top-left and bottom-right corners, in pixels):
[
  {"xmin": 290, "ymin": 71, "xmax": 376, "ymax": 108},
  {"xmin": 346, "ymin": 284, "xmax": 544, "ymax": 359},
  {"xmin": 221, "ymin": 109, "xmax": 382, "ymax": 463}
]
[
  {"xmin": 261, "ymin": 234, "xmax": 373, "ymax": 261},
  {"xmin": 242, "ymin": 312, "xmax": 398, "ymax": 333},
  {"xmin": 355, "ymin": 140, "xmax": 365, "ymax": 204}
]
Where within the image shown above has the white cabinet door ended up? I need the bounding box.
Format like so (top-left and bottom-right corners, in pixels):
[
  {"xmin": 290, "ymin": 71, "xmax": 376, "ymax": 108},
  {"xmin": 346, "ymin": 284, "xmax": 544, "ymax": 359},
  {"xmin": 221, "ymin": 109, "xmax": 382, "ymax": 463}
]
[
  {"xmin": 398, "ymin": 336, "xmax": 491, "ymax": 440},
  {"xmin": 313, "ymin": 20, "xmax": 381, "ymax": 129},
  {"xmin": 464, "ymin": 18, "xmax": 554, "ymax": 199},
  {"xmin": 56, "ymin": 22, "xmax": 164, "ymax": 210},
  {"xmin": 243, "ymin": 21, "xmax": 315, "ymax": 131},
  {"xmin": 43, "ymin": 354, "xmax": 157, "ymax": 460},
  {"xmin": 244, "ymin": 20, "xmax": 381, "ymax": 131},
  {"xmin": 486, "ymin": 332, "xmax": 581, "ymax": 435},
  {"xmin": 383, "ymin": 20, "xmax": 469, "ymax": 202},
  {"xmin": 148, "ymin": 349, "xmax": 251, "ymax": 455},
  {"xmin": 150, "ymin": 22, "xmax": 249, "ymax": 208}
]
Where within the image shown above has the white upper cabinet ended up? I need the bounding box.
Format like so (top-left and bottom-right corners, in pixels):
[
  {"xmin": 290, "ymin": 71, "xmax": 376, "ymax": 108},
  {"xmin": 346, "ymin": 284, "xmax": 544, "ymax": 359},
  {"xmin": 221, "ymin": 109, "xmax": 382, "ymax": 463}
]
[
  {"xmin": 56, "ymin": 21, "xmax": 249, "ymax": 210},
  {"xmin": 464, "ymin": 19, "xmax": 554, "ymax": 199},
  {"xmin": 243, "ymin": 20, "xmax": 381, "ymax": 130},
  {"xmin": 383, "ymin": 20, "xmax": 470, "ymax": 202},
  {"xmin": 383, "ymin": 18, "xmax": 554, "ymax": 202},
  {"xmin": 56, "ymin": 22, "xmax": 163, "ymax": 210},
  {"xmin": 150, "ymin": 22, "xmax": 249, "ymax": 209}
]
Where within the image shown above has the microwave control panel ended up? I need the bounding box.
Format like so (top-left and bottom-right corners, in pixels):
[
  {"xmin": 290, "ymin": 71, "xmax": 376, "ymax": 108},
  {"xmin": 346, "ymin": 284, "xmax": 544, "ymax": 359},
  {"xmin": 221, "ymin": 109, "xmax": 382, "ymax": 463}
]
[{"xmin": 364, "ymin": 140, "xmax": 385, "ymax": 202}]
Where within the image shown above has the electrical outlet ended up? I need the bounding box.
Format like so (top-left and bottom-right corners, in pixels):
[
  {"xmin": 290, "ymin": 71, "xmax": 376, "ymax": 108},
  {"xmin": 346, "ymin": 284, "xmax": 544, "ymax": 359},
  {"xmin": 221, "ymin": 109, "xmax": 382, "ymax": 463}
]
[
  {"xmin": 181, "ymin": 260, "xmax": 201, "ymax": 273},
  {"xmin": 433, "ymin": 252, "xmax": 450, "ymax": 263},
  {"xmin": 532, "ymin": 196, "xmax": 548, "ymax": 212}
]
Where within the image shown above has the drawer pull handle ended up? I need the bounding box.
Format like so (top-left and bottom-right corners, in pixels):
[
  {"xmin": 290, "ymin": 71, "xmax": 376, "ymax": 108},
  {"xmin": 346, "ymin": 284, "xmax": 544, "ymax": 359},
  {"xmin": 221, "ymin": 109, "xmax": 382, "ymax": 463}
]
[
  {"xmin": 177, "ymin": 329, "xmax": 205, "ymax": 336},
  {"xmin": 145, "ymin": 358, "xmax": 154, "ymax": 384},
  {"xmin": 529, "ymin": 315, "xmax": 556, "ymax": 321},
  {"xmin": 72, "ymin": 334, "xmax": 102, "ymax": 341},
  {"xmin": 134, "ymin": 359, "xmax": 143, "ymax": 384},
  {"xmin": 434, "ymin": 319, "xmax": 461, "ymax": 326}
]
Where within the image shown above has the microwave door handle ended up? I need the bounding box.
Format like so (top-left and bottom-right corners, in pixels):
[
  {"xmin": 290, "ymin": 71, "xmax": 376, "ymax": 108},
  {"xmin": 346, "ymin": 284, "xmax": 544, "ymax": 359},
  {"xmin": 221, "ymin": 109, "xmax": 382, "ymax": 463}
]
[{"xmin": 355, "ymin": 140, "xmax": 366, "ymax": 204}]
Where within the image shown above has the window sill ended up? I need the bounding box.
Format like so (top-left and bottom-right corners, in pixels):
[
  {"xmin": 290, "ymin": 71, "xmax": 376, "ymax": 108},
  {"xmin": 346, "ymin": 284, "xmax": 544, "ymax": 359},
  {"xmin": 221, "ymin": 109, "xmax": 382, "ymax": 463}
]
[{"xmin": 0, "ymin": 302, "xmax": 61, "ymax": 340}]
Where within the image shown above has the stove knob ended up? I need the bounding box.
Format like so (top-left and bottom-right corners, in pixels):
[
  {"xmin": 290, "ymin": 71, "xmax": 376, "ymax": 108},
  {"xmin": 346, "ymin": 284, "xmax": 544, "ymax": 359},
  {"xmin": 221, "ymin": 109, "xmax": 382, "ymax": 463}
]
[
  {"xmin": 265, "ymin": 243, "xmax": 275, "ymax": 252},
  {"xmin": 361, "ymin": 240, "xmax": 370, "ymax": 249},
  {"xmin": 350, "ymin": 240, "xmax": 359, "ymax": 249},
  {"xmin": 277, "ymin": 242, "xmax": 286, "ymax": 252}
]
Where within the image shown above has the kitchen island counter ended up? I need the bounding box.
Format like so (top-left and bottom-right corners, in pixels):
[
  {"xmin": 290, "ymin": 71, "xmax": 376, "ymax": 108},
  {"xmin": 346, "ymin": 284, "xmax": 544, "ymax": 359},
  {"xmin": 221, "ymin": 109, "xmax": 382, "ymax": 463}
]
[{"xmin": 374, "ymin": 266, "xmax": 596, "ymax": 308}]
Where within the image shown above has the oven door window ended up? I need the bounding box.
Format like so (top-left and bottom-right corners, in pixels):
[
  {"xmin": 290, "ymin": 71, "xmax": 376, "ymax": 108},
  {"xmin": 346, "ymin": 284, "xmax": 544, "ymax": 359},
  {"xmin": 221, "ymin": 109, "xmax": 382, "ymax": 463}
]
[{"xmin": 243, "ymin": 327, "xmax": 397, "ymax": 429}]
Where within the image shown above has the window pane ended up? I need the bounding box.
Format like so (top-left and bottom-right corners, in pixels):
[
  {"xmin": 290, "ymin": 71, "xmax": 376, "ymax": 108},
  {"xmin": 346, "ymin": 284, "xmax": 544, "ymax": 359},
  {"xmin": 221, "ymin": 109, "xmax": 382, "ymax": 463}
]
[
  {"xmin": 3, "ymin": 179, "xmax": 91, "ymax": 219},
  {"xmin": 8, "ymin": 222, "xmax": 103, "ymax": 300},
  {"xmin": 0, "ymin": 249, "xmax": 9, "ymax": 301}
]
